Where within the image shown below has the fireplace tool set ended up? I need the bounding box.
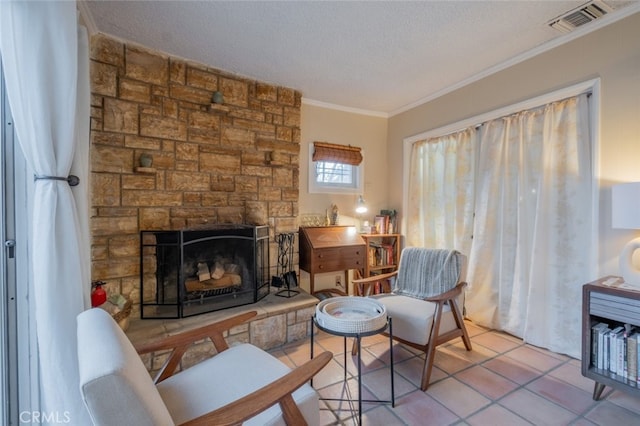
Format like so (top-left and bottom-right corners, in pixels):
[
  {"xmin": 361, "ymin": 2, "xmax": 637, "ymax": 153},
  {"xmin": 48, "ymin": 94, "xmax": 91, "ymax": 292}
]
[{"xmin": 272, "ymin": 233, "xmax": 299, "ymax": 298}]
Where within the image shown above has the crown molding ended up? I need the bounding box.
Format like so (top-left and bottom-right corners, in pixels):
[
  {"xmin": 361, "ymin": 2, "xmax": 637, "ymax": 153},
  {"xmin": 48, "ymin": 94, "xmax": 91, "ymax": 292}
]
[
  {"xmin": 390, "ymin": 4, "xmax": 640, "ymax": 117},
  {"xmin": 302, "ymin": 98, "xmax": 388, "ymax": 118}
]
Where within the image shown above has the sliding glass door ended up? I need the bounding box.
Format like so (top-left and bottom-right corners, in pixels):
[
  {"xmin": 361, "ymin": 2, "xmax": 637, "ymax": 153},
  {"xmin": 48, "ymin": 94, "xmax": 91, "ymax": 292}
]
[
  {"xmin": 1, "ymin": 60, "xmax": 17, "ymax": 426},
  {"xmin": 1, "ymin": 60, "xmax": 37, "ymax": 426}
]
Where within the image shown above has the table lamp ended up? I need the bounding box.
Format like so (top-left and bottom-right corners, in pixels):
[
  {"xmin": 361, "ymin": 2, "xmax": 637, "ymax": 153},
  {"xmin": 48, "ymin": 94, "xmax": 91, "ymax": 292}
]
[
  {"xmin": 355, "ymin": 195, "xmax": 369, "ymax": 233},
  {"xmin": 612, "ymin": 182, "xmax": 640, "ymax": 287},
  {"xmin": 355, "ymin": 195, "xmax": 367, "ymax": 214}
]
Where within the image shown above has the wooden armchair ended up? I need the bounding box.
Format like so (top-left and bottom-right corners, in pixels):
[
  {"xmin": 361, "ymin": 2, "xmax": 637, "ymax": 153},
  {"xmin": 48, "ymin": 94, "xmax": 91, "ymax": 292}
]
[
  {"xmin": 77, "ymin": 308, "xmax": 332, "ymax": 426},
  {"xmin": 352, "ymin": 248, "xmax": 472, "ymax": 390}
]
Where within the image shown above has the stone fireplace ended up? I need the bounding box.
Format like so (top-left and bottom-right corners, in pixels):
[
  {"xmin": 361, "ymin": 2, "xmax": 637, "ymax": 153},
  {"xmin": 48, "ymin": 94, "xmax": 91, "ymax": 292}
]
[{"xmin": 89, "ymin": 34, "xmax": 301, "ymax": 317}]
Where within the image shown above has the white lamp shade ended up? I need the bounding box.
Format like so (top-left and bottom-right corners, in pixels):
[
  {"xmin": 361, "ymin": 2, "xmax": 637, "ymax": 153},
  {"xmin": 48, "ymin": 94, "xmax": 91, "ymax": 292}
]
[
  {"xmin": 612, "ymin": 182, "xmax": 640, "ymax": 287},
  {"xmin": 355, "ymin": 195, "xmax": 367, "ymax": 214},
  {"xmin": 612, "ymin": 182, "xmax": 640, "ymax": 229}
]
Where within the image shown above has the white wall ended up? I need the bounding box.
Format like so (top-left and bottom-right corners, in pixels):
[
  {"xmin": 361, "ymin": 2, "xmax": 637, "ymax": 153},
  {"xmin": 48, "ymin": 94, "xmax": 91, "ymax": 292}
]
[
  {"xmin": 299, "ymin": 102, "xmax": 388, "ymax": 293},
  {"xmin": 387, "ymin": 12, "xmax": 640, "ymax": 279}
]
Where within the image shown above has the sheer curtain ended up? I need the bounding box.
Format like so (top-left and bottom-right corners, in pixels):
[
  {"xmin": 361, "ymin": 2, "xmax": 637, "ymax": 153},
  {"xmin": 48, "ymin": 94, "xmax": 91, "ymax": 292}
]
[
  {"xmin": 407, "ymin": 94, "xmax": 592, "ymax": 358},
  {"xmin": 406, "ymin": 128, "xmax": 476, "ymax": 255},
  {"xmin": 1, "ymin": 2, "xmax": 91, "ymax": 423},
  {"xmin": 466, "ymin": 94, "xmax": 592, "ymax": 358}
]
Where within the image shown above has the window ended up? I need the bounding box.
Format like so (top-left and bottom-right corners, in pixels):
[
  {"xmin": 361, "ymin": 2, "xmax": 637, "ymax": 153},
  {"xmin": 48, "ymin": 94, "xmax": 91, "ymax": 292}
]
[
  {"xmin": 308, "ymin": 142, "xmax": 364, "ymax": 194},
  {"xmin": 315, "ymin": 161, "xmax": 356, "ymax": 185}
]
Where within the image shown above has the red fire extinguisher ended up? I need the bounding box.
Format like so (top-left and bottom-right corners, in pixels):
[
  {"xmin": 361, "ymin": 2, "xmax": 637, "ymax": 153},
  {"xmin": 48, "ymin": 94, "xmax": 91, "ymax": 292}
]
[{"xmin": 91, "ymin": 281, "xmax": 107, "ymax": 307}]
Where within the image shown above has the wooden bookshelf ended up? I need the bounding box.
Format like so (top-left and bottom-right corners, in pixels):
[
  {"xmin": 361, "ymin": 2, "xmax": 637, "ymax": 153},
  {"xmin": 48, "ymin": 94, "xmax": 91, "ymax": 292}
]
[
  {"xmin": 582, "ymin": 276, "xmax": 640, "ymax": 400},
  {"xmin": 359, "ymin": 233, "xmax": 400, "ymax": 279}
]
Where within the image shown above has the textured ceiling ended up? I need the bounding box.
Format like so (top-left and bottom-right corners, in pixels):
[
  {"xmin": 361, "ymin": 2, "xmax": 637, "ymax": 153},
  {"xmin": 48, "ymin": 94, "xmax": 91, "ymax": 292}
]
[{"xmin": 84, "ymin": 1, "xmax": 640, "ymax": 115}]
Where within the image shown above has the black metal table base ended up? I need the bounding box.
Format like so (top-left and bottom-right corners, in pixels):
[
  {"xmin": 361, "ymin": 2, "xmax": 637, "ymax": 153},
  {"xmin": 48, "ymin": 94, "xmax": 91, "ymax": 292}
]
[{"xmin": 310, "ymin": 315, "xmax": 395, "ymax": 425}]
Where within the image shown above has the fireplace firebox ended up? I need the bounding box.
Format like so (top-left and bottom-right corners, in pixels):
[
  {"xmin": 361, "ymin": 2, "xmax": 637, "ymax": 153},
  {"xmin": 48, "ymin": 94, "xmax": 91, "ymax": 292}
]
[{"xmin": 140, "ymin": 225, "xmax": 269, "ymax": 318}]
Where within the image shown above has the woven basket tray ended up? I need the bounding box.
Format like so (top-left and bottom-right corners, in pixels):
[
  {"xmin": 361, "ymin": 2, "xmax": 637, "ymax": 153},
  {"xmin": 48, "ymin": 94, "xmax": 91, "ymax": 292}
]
[
  {"xmin": 315, "ymin": 297, "xmax": 387, "ymax": 334},
  {"xmin": 111, "ymin": 299, "xmax": 132, "ymax": 323}
]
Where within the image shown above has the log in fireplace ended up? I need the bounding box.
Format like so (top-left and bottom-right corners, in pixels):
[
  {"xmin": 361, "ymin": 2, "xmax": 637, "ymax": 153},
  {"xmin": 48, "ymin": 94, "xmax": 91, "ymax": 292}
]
[{"xmin": 140, "ymin": 225, "xmax": 270, "ymax": 318}]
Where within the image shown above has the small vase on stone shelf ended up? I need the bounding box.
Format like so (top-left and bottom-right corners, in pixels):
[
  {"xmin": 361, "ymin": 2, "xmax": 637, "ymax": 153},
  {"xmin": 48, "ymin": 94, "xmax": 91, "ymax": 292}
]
[{"xmin": 139, "ymin": 153, "xmax": 153, "ymax": 168}]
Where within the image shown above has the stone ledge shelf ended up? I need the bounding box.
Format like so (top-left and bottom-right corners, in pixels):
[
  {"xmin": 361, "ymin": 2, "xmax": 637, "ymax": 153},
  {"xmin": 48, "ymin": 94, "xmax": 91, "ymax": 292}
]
[
  {"xmin": 134, "ymin": 166, "xmax": 156, "ymax": 174},
  {"xmin": 127, "ymin": 289, "xmax": 319, "ymax": 376},
  {"xmin": 209, "ymin": 103, "xmax": 231, "ymax": 113}
]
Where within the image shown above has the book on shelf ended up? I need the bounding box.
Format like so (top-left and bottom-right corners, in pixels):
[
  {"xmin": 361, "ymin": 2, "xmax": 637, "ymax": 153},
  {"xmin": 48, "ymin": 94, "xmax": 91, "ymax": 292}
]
[
  {"xmin": 591, "ymin": 322, "xmax": 609, "ymax": 368},
  {"xmin": 367, "ymin": 241, "xmax": 395, "ymax": 267},
  {"xmin": 608, "ymin": 326, "xmax": 624, "ymax": 375},
  {"xmin": 628, "ymin": 332, "xmax": 638, "ymax": 386},
  {"xmin": 373, "ymin": 215, "xmax": 389, "ymax": 234},
  {"xmin": 379, "ymin": 209, "xmax": 397, "ymax": 234},
  {"xmin": 598, "ymin": 325, "xmax": 611, "ymax": 370},
  {"xmin": 637, "ymin": 333, "xmax": 640, "ymax": 387},
  {"xmin": 590, "ymin": 320, "xmax": 640, "ymax": 386}
]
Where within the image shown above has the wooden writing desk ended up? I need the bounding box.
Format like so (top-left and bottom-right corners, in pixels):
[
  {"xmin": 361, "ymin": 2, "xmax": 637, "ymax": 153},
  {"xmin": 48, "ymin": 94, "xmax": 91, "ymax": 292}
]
[{"xmin": 299, "ymin": 226, "xmax": 366, "ymax": 295}]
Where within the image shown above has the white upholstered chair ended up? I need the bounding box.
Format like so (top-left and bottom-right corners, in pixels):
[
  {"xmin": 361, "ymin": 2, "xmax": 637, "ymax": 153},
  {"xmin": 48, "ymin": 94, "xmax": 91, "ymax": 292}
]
[
  {"xmin": 77, "ymin": 308, "xmax": 331, "ymax": 426},
  {"xmin": 353, "ymin": 247, "xmax": 472, "ymax": 390}
]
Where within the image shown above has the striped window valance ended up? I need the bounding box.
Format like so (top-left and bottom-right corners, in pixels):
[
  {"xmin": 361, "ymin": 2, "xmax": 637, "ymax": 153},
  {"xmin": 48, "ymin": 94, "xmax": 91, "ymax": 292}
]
[{"xmin": 312, "ymin": 142, "xmax": 363, "ymax": 166}]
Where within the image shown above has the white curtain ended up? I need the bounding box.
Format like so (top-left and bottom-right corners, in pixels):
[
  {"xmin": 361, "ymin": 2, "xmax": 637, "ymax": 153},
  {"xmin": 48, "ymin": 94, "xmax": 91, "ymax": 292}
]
[
  {"xmin": 466, "ymin": 94, "xmax": 592, "ymax": 358},
  {"xmin": 1, "ymin": 2, "xmax": 91, "ymax": 424},
  {"xmin": 406, "ymin": 128, "xmax": 476, "ymax": 255}
]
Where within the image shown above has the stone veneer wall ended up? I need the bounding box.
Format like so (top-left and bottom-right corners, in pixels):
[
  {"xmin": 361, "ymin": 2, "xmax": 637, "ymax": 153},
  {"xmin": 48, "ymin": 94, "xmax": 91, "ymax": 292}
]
[{"xmin": 89, "ymin": 34, "xmax": 301, "ymax": 316}]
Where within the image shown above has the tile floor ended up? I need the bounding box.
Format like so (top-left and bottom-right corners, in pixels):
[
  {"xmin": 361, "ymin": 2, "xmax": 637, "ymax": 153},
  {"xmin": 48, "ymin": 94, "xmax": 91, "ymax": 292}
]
[{"xmin": 268, "ymin": 321, "xmax": 640, "ymax": 425}]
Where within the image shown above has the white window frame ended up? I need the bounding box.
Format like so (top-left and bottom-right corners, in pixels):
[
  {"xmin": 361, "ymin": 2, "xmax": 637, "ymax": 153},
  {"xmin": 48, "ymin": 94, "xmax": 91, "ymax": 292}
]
[{"xmin": 308, "ymin": 147, "xmax": 364, "ymax": 194}]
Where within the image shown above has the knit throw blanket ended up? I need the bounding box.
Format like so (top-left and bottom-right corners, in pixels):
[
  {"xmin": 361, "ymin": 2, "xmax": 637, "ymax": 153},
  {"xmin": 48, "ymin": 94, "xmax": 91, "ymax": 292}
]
[{"xmin": 394, "ymin": 248, "xmax": 461, "ymax": 299}]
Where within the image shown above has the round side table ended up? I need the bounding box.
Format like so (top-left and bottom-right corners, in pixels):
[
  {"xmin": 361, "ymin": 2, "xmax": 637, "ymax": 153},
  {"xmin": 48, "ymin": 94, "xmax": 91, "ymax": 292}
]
[{"xmin": 310, "ymin": 297, "xmax": 395, "ymax": 425}]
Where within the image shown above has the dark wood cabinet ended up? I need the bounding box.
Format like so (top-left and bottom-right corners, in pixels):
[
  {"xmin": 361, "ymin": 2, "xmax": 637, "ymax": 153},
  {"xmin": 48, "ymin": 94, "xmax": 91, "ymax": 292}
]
[
  {"xmin": 299, "ymin": 226, "xmax": 366, "ymax": 295},
  {"xmin": 582, "ymin": 276, "xmax": 640, "ymax": 400}
]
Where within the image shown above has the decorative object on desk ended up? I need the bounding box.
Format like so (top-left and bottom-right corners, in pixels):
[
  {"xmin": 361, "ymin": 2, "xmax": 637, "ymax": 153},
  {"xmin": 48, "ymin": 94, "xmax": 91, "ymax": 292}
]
[
  {"xmin": 91, "ymin": 280, "xmax": 107, "ymax": 307},
  {"xmin": 360, "ymin": 220, "xmax": 372, "ymax": 234},
  {"xmin": 331, "ymin": 204, "xmax": 339, "ymax": 225},
  {"xmin": 212, "ymin": 90, "xmax": 224, "ymax": 104},
  {"xmin": 612, "ymin": 182, "xmax": 640, "ymax": 287},
  {"xmin": 273, "ymin": 233, "xmax": 299, "ymax": 298},
  {"xmin": 300, "ymin": 213, "xmax": 325, "ymax": 227},
  {"xmin": 139, "ymin": 153, "xmax": 153, "ymax": 168}
]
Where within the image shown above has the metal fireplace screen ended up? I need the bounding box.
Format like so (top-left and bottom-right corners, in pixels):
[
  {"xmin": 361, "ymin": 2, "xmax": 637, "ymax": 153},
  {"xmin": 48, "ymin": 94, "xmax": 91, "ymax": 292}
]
[{"xmin": 140, "ymin": 225, "xmax": 269, "ymax": 318}]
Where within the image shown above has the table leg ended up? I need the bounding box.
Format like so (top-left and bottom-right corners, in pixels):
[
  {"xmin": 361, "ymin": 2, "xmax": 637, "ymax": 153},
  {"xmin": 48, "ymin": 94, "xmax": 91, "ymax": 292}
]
[
  {"xmin": 310, "ymin": 316, "xmax": 315, "ymax": 387},
  {"xmin": 592, "ymin": 382, "xmax": 605, "ymax": 400},
  {"xmin": 343, "ymin": 336, "xmax": 347, "ymax": 381},
  {"xmin": 389, "ymin": 317, "xmax": 395, "ymax": 407},
  {"xmin": 357, "ymin": 335, "xmax": 362, "ymax": 426}
]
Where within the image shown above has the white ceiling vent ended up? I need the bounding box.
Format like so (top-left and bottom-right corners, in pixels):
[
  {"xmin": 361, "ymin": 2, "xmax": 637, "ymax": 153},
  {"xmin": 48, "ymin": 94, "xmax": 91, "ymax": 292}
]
[{"xmin": 548, "ymin": 0, "xmax": 614, "ymax": 33}]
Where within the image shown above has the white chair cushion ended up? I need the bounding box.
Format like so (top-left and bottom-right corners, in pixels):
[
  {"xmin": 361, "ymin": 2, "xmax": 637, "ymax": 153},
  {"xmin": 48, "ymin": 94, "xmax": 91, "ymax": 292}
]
[
  {"xmin": 373, "ymin": 294, "xmax": 460, "ymax": 346},
  {"xmin": 77, "ymin": 308, "xmax": 174, "ymax": 426},
  {"xmin": 157, "ymin": 343, "xmax": 319, "ymax": 426}
]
